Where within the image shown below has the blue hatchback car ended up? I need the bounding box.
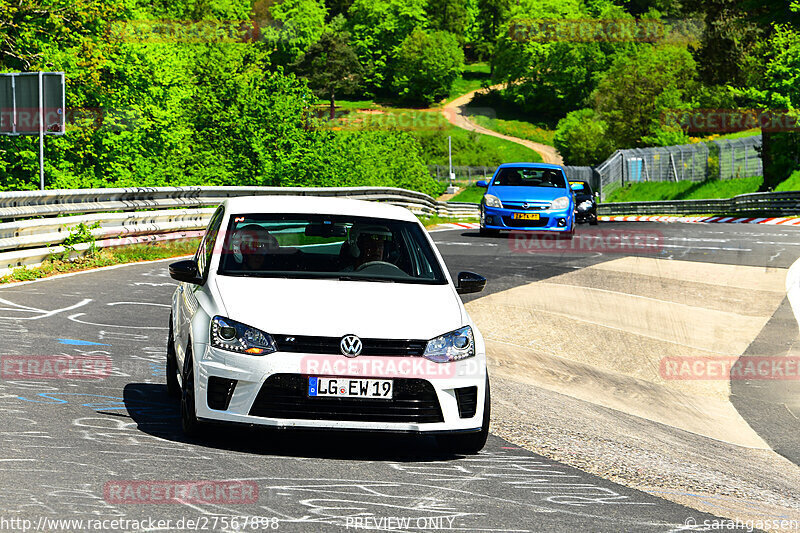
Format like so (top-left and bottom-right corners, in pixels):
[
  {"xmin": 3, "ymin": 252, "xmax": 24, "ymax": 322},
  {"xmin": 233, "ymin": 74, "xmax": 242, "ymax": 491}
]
[{"xmin": 477, "ymin": 163, "xmax": 575, "ymax": 238}]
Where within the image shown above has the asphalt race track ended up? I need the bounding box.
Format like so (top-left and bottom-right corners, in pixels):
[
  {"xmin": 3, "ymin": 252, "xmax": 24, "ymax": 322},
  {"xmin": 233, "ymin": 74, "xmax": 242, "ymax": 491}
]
[{"xmin": 1, "ymin": 221, "xmax": 797, "ymax": 532}]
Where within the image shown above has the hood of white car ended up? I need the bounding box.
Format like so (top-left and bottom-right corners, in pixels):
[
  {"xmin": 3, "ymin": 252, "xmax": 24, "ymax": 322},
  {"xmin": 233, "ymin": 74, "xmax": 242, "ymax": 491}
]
[{"xmin": 214, "ymin": 276, "xmax": 464, "ymax": 340}]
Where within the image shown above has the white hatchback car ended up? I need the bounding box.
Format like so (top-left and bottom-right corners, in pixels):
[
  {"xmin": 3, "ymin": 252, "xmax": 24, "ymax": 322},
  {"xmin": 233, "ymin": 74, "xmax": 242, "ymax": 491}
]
[{"xmin": 167, "ymin": 196, "xmax": 489, "ymax": 453}]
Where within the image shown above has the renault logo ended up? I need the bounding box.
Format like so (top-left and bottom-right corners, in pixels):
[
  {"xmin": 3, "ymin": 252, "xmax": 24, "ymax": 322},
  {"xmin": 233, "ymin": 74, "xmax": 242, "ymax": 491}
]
[{"xmin": 340, "ymin": 335, "xmax": 362, "ymax": 357}]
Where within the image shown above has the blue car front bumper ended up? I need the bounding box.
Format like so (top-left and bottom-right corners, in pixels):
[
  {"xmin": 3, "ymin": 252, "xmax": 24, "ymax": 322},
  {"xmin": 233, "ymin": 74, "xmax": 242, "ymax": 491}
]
[{"xmin": 482, "ymin": 206, "xmax": 573, "ymax": 232}]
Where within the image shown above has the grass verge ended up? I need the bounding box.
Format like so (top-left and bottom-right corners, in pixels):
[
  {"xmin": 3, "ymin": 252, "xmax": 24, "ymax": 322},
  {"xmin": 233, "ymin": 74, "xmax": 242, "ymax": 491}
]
[
  {"xmin": 446, "ymin": 63, "xmax": 491, "ymax": 103},
  {"xmin": 605, "ymin": 176, "xmax": 763, "ymax": 203},
  {"xmin": 327, "ymin": 108, "xmax": 542, "ymax": 166},
  {"xmin": 469, "ymin": 115, "xmax": 555, "ymax": 146},
  {"xmin": 449, "ymin": 185, "xmax": 485, "ymax": 204},
  {"xmin": 775, "ymin": 169, "xmax": 800, "ymax": 192},
  {"xmin": 0, "ymin": 239, "xmax": 200, "ymax": 285},
  {"xmin": 417, "ymin": 215, "xmax": 479, "ymax": 228}
]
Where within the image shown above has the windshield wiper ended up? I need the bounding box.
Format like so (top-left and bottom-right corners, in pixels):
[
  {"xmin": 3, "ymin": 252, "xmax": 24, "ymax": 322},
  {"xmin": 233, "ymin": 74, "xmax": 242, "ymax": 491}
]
[{"xmin": 338, "ymin": 276, "xmax": 396, "ymax": 283}]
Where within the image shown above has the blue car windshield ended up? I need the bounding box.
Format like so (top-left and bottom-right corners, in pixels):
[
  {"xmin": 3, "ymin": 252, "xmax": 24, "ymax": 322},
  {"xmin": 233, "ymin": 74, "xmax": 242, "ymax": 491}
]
[{"xmin": 493, "ymin": 167, "xmax": 567, "ymax": 188}]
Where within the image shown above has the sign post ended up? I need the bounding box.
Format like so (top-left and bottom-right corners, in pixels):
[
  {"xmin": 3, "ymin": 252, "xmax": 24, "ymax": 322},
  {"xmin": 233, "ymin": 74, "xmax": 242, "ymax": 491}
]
[{"xmin": 0, "ymin": 72, "xmax": 65, "ymax": 190}]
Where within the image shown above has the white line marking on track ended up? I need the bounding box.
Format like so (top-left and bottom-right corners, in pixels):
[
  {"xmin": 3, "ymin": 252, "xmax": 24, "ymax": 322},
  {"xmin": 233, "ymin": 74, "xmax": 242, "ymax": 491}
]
[
  {"xmin": 67, "ymin": 313, "xmax": 168, "ymax": 330},
  {"xmin": 0, "ymin": 298, "xmax": 92, "ymax": 320},
  {"xmin": 106, "ymin": 302, "xmax": 171, "ymax": 308}
]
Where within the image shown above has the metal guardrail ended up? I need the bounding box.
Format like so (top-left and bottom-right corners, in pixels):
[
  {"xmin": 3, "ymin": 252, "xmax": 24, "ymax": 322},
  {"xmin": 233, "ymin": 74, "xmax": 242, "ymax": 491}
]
[
  {"xmin": 0, "ymin": 187, "xmax": 480, "ymax": 273},
  {"xmin": 598, "ymin": 191, "xmax": 800, "ymax": 216}
]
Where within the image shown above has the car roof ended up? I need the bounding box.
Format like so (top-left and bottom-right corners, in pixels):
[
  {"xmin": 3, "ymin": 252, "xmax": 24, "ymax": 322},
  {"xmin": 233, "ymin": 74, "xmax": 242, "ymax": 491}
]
[
  {"xmin": 495, "ymin": 162, "xmax": 565, "ymax": 170},
  {"xmin": 221, "ymin": 195, "xmax": 420, "ymax": 223}
]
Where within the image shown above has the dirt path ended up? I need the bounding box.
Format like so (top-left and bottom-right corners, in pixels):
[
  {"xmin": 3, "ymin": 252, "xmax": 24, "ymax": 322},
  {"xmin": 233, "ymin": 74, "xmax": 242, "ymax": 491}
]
[{"xmin": 442, "ymin": 85, "xmax": 564, "ymax": 165}]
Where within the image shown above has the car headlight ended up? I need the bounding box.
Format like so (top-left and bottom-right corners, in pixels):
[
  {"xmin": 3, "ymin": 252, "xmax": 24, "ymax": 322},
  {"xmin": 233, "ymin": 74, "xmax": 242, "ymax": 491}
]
[
  {"xmin": 550, "ymin": 196, "xmax": 570, "ymax": 210},
  {"xmin": 423, "ymin": 326, "xmax": 475, "ymax": 363},
  {"xmin": 577, "ymin": 200, "xmax": 593, "ymax": 212},
  {"xmin": 483, "ymin": 194, "xmax": 503, "ymax": 208},
  {"xmin": 211, "ymin": 316, "xmax": 276, "ymax": 356}
]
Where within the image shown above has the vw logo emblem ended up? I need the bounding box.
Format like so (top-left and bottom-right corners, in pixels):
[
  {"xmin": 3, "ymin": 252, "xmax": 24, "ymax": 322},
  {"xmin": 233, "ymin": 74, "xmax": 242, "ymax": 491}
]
[
  {"xmin": 522, "ymin": 202, "xmax": 530, "ymax": 209},
  {"xmin": 340, "ymin": 335, "xmax": 362, "ymax": 357}
]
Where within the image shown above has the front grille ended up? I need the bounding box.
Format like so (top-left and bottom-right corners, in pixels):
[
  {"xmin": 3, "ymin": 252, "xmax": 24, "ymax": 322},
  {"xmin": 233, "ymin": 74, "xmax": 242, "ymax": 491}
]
[
  {"xmin": 454, "ymin": 386, "xmax": 478, "ymax": 418},
  {"xmin": 503, "ymin": 202, "xmax": 549, "ymax": 210},
  {"xmin": 249, "ymin": 374, "xmax": 444, "ymax": 423},
  {"xmin": 274, "ymin": 335, "xmax": 427, "ymax": 356},
  {"xmin": 207, "ymin": 377, "xmax": 237, "ymax": 411},
  {"xmin": 503, "ymin": 216, "xmax": 549, "ymax": 227}
]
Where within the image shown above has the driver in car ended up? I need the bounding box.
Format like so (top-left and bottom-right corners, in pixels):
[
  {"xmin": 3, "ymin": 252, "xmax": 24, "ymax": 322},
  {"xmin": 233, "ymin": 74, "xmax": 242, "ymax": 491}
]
[
  {"xmin": 343, "ymin": 224, "xmax": 393, "ymax": 271},
  {"xmin": 233, "ymin": 225, "xmax": 279, "ymax": 271}
]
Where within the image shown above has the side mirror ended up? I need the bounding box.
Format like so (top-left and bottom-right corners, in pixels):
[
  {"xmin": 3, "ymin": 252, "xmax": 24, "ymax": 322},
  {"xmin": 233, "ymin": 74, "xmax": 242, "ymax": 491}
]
[
  {"xmin": 476, "ymin": 180, "xmax": 489, "ymax": 188},
  {"xmin": 169, "ymin": 259, "xmax": 202, "ymax": 284},
  {"xmin": 456, "ymin": 271, "xmax": 486, "ymax": 295}
]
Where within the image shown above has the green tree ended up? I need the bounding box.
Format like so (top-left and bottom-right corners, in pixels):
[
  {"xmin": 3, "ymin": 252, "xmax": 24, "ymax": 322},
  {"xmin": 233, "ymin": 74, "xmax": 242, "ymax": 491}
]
[
  {"xmin": 592, "ymin": 46, "xmax": 698, "ymax": 148},
  {"xmin": 739, "ymin": 24, "xmax": 800, "ymax": 190},
  {"xmin": 265, "ymin": 0, "xmax": 328, "ymax": 65},
  {"xmin": 292, "ymin": 31, "xmax": 363, "ymax": 119},
  {"xmin": 392, "ymin": 29, "xmax": 464, "ymax": 105},
  {"xmin": 346, "ymin": 0, "xmax": 428, "ymax": 93},
  {"xmin": 475, "ymin": 0, "xmax": 511, "ymax": 66},
  {"xmin": 491, "ymin": 4, "xmax": 639, "ymax": 119},
  {"xmin": 426, "ymin": 0, "xmax": 469, "ymax": 38},
  {"xmin": 554, "ymin": 108, "xmax": 615, "ymax": 165}
]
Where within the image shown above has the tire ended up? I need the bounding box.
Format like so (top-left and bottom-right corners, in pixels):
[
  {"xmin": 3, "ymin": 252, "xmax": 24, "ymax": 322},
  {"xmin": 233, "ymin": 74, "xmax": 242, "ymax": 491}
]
[
  {"xmin": 589, "ymin": 215, "xmax": 599, "ymax": 226},
  {"xmin": 166, "ymin": 316, "xmax": 180, "ymax": 399},
  {"xmin": 437, "ymin": 376, "xmax": 490, "ymax": 455},
  {"xmin": 180, "ymin": 348, "xmax": 205, "ymax": 438}
]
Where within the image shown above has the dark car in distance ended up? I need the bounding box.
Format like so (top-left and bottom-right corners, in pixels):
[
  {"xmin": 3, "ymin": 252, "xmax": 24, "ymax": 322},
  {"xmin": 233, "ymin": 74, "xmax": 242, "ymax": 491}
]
[{"xmin": 570, "ymin": 181, "xmax": 599, "ymax": 225}]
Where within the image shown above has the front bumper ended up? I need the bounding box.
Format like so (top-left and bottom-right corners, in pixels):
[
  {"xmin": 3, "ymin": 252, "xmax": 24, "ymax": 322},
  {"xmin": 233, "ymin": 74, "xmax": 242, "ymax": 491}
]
[
  {"xmin": 192, "ymin": 344, "xmax": 488, "ymax": 433},
  {"xmin": 482, "ymin": 205, "xmax": 573, "ymax": 231}
]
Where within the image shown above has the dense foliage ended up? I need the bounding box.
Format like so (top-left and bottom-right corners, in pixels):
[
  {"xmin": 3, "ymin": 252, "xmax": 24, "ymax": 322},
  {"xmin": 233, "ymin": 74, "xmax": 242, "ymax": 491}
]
[
  {"xmin": 0, "ymin": 0, "xmax": 440, "ymax": 194},
  {"xmin": 2, "ymin": 0, "xmax": 800, "ymax": 191}
]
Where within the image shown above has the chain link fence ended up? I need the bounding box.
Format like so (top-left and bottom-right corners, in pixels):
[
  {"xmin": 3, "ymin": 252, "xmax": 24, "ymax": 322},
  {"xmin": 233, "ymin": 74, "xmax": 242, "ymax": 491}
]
[{"xmin": 595, "ymin": 136, "xmax": 762, "ymax": 200}]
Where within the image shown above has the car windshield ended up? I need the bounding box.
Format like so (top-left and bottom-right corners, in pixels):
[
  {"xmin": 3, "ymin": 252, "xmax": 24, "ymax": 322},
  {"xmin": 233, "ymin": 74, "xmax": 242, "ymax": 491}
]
[
  {"xmin": 570, "ymin": 181, "xmax": 592, "ymax": 194},
  {"xmin": 217, "ymin": 213, "xmax": 447, "ymax": 284},
  {"xmin": 493, "ymin": 167, "xmax": 567, "ymax": 188}
]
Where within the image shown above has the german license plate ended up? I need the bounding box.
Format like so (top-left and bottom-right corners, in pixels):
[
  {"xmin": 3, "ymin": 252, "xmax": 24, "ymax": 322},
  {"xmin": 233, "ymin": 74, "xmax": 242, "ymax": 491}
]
[
  {"xmin": 308, "ymin": 377, "xmax": 393, "ymax": 399},
  {"xmin": 513, "ymin": 213, "xmax": 540, "ymax": 220}
]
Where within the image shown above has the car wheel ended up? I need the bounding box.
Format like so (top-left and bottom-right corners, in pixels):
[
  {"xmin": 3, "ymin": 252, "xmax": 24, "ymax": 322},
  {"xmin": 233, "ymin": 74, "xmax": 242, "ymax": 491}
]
[
  {"xmin": 437, "ymin": 376, "xmax": 490, "ymax": 455},
  {"xmin": 166, "ymin": 315, "xmax": 180, "ymax": 399},
  {"xmin": 180, "ymin": 347, "xmax": 204, "ymax": 437},
  {"xmin": 589, "ymin": 215, "xmax": 599, "ymax": 226}
]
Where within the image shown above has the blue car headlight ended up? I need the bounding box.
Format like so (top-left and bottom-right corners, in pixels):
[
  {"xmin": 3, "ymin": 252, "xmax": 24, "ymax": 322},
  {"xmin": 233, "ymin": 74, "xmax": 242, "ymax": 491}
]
[
  {"xmin": 550, "ymin": 196, "xmax": 570, "ymax": 210},
  {"xmin": 483, "ymin": 194, "xmax": 503, "ymax": 209},
  {"xmin": 423, "ymin": 326, "xmax": 475, "ymax": 363},
  {"xmin": 211, "ymin": 316, "xmax": 276, "ymax": 356}
]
